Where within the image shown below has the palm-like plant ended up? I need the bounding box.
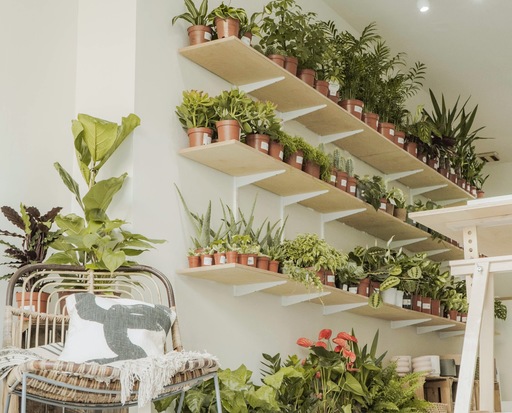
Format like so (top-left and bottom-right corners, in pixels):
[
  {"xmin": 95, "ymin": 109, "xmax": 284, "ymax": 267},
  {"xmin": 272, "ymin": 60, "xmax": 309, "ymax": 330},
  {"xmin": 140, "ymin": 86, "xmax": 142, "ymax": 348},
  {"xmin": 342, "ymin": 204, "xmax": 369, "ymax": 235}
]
[{"xmin": 172, "ymin": 0, "xmax": 209, "ymax": 26}]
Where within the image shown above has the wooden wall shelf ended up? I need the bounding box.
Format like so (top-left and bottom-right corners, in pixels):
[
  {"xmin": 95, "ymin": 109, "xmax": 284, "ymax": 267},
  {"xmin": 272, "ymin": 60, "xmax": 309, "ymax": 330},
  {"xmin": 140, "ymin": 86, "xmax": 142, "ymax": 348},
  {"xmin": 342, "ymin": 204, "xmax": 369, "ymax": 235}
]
[
  {"xmin": 180, "ymin": 140, "xmax": 464, "ymax": 261},
  {"xmin": 178, "ymin": 264, "xmax": 465, "ymax": 334},
  {"xmin": 179, "ymin": 37, "xmax": 474, "ymax": 202}
]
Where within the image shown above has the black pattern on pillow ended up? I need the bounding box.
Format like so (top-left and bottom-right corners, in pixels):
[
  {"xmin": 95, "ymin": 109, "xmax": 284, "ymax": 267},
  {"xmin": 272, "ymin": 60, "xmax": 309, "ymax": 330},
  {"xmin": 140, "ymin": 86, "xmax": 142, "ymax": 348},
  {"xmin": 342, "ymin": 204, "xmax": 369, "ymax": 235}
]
[{"xmin": 58, "ymin": 293, "xmax": 176, "ymax": 364}]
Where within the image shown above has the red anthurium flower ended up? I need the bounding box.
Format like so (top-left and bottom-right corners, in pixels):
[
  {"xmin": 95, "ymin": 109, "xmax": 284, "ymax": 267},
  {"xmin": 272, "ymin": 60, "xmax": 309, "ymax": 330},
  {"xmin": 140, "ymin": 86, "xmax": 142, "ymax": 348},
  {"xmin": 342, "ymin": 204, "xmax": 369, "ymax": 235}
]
[
  {"xmin": 343, "ymin": 348, "xmax": 356, "ymax": 362},
  {"xmin": 318, "ymin": 329, "xmax": 332, "ymax": 340},
  {"xmin": 297, "ymin": 337, "xmax": 314, "ymax": 348},
  {"xmin": 336, "ymin": 331, "xmax": 358, "ymax": 343},
  {"xmin": 315, "ymin": 341, "xmax": 327, "ymax": 349},
  {"xmin": 332, "ymin": 337, "xmax": 347, "ymax": 347},
  {"xmin": 334, "ymin": 345, "xmax": 343, "ymax": 353}
]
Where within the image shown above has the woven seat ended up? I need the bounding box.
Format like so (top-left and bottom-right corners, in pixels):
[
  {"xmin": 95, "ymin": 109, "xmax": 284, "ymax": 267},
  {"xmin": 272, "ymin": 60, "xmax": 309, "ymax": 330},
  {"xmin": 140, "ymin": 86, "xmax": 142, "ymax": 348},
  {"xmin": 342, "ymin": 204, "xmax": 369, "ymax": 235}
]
[{"xmin": 1, "ymin": 264, "xmax": 222, "ymax": 412}]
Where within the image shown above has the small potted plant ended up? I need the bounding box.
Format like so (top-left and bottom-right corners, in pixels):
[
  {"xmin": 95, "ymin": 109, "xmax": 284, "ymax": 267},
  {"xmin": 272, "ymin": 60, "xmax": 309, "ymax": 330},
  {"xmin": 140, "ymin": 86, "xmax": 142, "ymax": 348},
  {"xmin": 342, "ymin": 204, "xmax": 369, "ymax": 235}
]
[
  {"xmin": 1, "ymin": 204, "xmax": 62, "ymax": 311},
  {"xmin": 238, "ymin": 11, "xmax": 262, "ymax": 45},
  {"xmin": 241, "ymin": 100, "xmax": 282, "ymax": 154},
  {"xmin": 172, "ymin": 0, "xmax": 212, "ymax": 45},
  {"xmin": 208, "ymin": 2, "xmax": 247, "ymax": 39},
  {"xmin": 279, "ymin": 133, "xmax": 305, "ymax": 169},
  {"xmin": 176, "ymin": 90, "xmax": 216, "ymax": 147},
  {"xmin": 212, "ymin": 88, "xmax": 253, "ymax": 142},
  {"xmin": 356, "ymin": 175, "xmax": 387, "ymax": 211},
  {"xmin": 386, "ymin": 187, "xmax": 407, "ymax": 221}
]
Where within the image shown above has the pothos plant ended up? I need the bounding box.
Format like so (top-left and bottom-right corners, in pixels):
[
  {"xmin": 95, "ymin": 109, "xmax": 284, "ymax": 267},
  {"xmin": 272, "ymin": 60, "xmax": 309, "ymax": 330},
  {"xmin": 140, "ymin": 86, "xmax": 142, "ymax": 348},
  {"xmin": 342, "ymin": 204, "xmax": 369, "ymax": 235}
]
[{"xmin": 48, "ymin": 113, "xmax": 164, "ymax": 273}]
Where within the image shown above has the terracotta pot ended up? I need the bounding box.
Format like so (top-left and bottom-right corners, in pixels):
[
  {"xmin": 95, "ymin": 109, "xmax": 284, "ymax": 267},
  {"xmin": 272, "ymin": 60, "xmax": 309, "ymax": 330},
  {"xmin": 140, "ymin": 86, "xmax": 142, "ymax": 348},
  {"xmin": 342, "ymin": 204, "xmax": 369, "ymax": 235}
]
[
  {"xmin": 404, "ymin": 141, "xmax": 418, "ymax": 156},
  {"xmin": 239, "ymin": 253, "xmax": 257, "ymax": 267},
  {"xmin": 460, "ymin": 313, "xmax": 468, "ymax": 323},
  {"xmin": 214, "ymin": 17, "xmax": 240, "ymax": 39},
  {"xmin": 431, "ymin": 299, "xmax": 441, "ymax": 317},
  {"xmin": 449, "ymin": 173, "xmax": 458, "ymax": 184},
  {"xmin": 256, "ymin": 256, "xmax": 270, "ymax": 270},
  {"xmin": 317, "ymin": 270, "xmax": 335, "ymax": 287},
  {"xmin": 438, "ymin": 167, "xmax": 449, "ymax": 178},
  {"xmin": 284, "ymin": 56, "xmax": 298, "ymax": 76},
  {"xmin": 412, "ymin": 294, "xmax": 423, "ymax": 312},
  {"xmin": 477, "ymin": 189, "xmax": 485, "ymax": 198},
  {"xmin": 346, "ymin": 176, "xmax": 358, "ymax": 196},
  {"xmin": 226, "ymin": 250, "xmax": 238, "ymax": 264},
  {"xmin": 200, "ymin": 254, "xmax": 214, "ymax": 266},
  {"xmin": 378, "ymin": 122, "xmax": 395, "ymax": 141},
  {"xmin": 394, "ymin": 131, "xmax": 405, "ymax": 148},
  {"xmin": 385, "ymin": 202, "xmax": 395, "ymax": 216},
  {"xmin": 314, "ymin": 79, "xmax": 329, "ymax": 96},
  {"xmin": 241, "ymin": 32, "xmax": 252, "ymax": 45},
  {"xmin": 458, "ymin": 178, "xmax": 466, "ymax": 190},
  {"xmin": 187, "ymin": 127, "xmax": 213, "ymax": 147},
  {"xmin": 213, "ymin": 252, "xmax": 227, "ymax": 265},
  {"xmin": 269, "ymin": 141, "xmax": 284, "ymax": 161},
  {"xmin": 285, "ymin": 150, "xmax": 304, "ymax": 169},
  {"xmin": 340, "ymin": 99, "xmax": 364, "ymax": 120},
  {"xmin": 188, "ymin": 255, "xmax": 201, "ymax": 268},
  {"xmin": 336, "ymin": 170, "xmax": 348, "ymax": 191},
  {"xmin": 246, "ymin": 133, "xmax": 270, "ymax": 154},
  {"xmin": 402, "ymin": 292, "xmax": 412, "ymax": 309},
  {"xmin": 267, "ymin": 54, "xmax": 285, "ymax": 67},
  {"xmin": 269, "ymin": 260, "xmax": 280, "ymax": 272},
  {"xmin": 427, "ymin": 158, "xmax": 438, "ymax": 169},
  {"xmin": 216, "ymin": 120, "xmax": 240, "ymax": 142},
  {"xmin": 357, "ymin": 277, "xmax": 371, "ymax": 296},
  {"xmin": 298, "ymin": 68, "xmax": 316, "ymax": 87},
  {"xmin": 378, "ymin": 197, "xmax": 387, "ymax": 212},
  {"xmin": 448, "ymin": 309, "xmax": 458, "ymax": 320},
  {"xmin": 393, "ymin": 207, "xmax": 407, "ymax": 222},
  {"xmin": 421, "ymin": 296, "xmax": 432, "ymax": 314},
  {"xmin": 16, "ymin": 291, "xmax": 50, "ymax": 313},
  {"xmin": 362, "ymin": 112, "xmax": 379, "ymax": 130},
  {"xmin": 417, "ymin": 151, "xmax": 428, "ymax": 164},
  {"xmin": 470, "ymin": 186, "xmax": 477, "ymax": 197},
  {"xmin": 328, "ymin": 92, "xmax": 339, "ymax": 103},
  {"xmin": 303, "ymin": 160, "xmax": 320, "ymax": 178},
  {"xmin": 187, "ymin": 25, "xmax": 212, "ymax": 45},
  {"xmin": 328, "ymin": 167, "xmax": 337, "ymax": 186}
]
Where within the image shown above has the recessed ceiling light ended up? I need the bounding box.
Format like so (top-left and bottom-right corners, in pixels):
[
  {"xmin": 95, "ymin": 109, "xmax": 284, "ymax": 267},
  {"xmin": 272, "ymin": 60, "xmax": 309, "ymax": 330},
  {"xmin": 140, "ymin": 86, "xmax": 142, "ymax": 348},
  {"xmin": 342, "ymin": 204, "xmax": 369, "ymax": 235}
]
[{"xmin": 417, "ymin": 0, "xmax": 430, "ymax": 12}]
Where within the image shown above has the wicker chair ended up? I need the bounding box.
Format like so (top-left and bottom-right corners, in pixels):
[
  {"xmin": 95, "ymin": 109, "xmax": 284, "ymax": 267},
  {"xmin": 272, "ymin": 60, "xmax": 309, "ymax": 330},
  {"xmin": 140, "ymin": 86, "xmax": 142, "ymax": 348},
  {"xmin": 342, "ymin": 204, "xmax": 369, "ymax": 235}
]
[{"xmin": 1, "ymin": 264, "xmax": 222, "ymax": 412}]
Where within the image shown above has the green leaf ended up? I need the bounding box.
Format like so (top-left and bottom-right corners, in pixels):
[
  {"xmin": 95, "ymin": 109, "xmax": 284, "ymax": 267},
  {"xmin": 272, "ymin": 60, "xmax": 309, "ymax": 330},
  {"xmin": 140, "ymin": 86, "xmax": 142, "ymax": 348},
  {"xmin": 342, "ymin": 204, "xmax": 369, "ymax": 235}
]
[
  {"xmin": 45, "ymin": 251, "xmax": 80, "ymax": 266},
  {"xmin": 344, "ymin": 371, "xmax": 365, "ymax": 396},
  {"xmin": 78, "ymin": 114, "xmax": 119, "ymax": 164},
  {"xmin": 369, "ymin": 291, "xmax": 383, "ymax": 308},
  {"xmin": 83, "ymin": 174, "xmax": 127, "ymax": 217},
  {"xmin": 102, "ymin": 249, "xmax": 126, "ymax": 273},
  {"xmin": 380, "ymin": 275, "xmax": 400, "ymax": 291},
  {"xmin": 55, "ymin": 214, "xmax": 85, "ymax": 234},
  {"xmin": 54, "ymin": 162, "xmax": 84, "ymax": 211}
]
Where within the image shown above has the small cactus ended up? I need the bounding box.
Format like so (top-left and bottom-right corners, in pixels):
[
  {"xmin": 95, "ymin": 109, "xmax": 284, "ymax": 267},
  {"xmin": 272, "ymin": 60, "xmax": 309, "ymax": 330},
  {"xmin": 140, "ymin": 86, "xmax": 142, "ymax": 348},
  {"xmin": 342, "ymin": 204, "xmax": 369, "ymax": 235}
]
[{"xmin": 345, "ymin": 158, "xmax": 354, "ymax": 177}]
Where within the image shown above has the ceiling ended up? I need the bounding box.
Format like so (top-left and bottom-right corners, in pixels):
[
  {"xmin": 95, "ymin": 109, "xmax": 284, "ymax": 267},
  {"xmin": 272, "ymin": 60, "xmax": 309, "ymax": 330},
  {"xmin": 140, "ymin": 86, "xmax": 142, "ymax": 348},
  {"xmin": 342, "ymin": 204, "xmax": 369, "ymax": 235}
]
[{"xmin": 323, "ymin": 0, "xmax": 512, "ymax": 162}]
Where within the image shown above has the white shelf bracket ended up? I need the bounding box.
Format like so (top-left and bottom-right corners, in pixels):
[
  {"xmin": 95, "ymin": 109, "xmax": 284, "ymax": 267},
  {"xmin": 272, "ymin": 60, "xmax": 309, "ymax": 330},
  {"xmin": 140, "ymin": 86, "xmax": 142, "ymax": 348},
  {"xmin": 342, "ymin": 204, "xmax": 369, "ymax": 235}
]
[
  {"xmin": 233, "ymin": 281, "xmax": 287, "ymax": 296},
  {"xmin": 319, "ymin": 130, "xmax": 364, "ymax": 144},
  {"xmin": 417, "ymin": 324, "xmax": 455, "ymax": 334},
  {"xmin": 321, "ymin": 208, "xmax": 366, "ymax": 223},
  {"xmin": 384, "ymin": 169, "xmax": 423, "ymax": 183},
  {"xmin": 279, "ymin": 105, "xmax": 326, "ymax": 123},
  {"xmin": 389, "ymin": 237, "xmax": 428, "ymax": 249},
  {"xmin": 235, "ymin": 169, "xmax": 285, "ymax": 188},
  {"xmin": 439, "ymin": 330, "xmax": 465, "ymax": 339},
  {"xmin": 323, "ymin": 302, "xmax": 367, "ymax": 315},
  {"xmin": 390, "ymin": 318, "xmax": 431, "ymax": 329},
  {"xmin": 410, "ymin": 184, "xmax": 448, "ymax": 197},
  {"xmin": 282, "ymin": 190, "xmax": 328, "ymax": 207},
  {"xmin": 424, "ymin": 248, "xmax": 450, "ymax": 257},
  {"xmin": 239, "ymin": 76, "xmax": 285, "ymax": 93},
  {"xmin": 281, "ymin": 291, "xmax": 331, "ymax": 306}
]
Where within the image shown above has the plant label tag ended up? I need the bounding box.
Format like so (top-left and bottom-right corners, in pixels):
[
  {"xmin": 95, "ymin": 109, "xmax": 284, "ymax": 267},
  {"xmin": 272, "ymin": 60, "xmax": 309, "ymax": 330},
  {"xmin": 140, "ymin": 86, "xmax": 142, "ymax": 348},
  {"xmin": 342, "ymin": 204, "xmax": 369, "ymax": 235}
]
[
  {"xmin": 204, "ymin": 32, "xmax": 212, "ymax": 40},
  {"xmin": 23, "ymin": 305, "xmax": 35, "ymax": 312},
  {"xmin": 247, "ymin": 256, "xmax": 255, "ymax": 265},
  {"xmin": 422, "ymin": 303, "xmax": 431, "ymax": 310},
  {"xmin": 341, "ymin": 179, "xmax": 347, "ymax": 186},
  {"xmin": 219, "ymin": 255, "xmax": 226, "ymax": 264},
  {"xmin": 403, "ymin": 298, "xmax": 411, "ymax": 306},
  {"xmin": 203, "ymin": 256, "xmax": 213, "ymax": 266},
  {"xmin": 241, "ymin": 36, "xmax": 251, "ymax": 46},
  {"xmin": 328, "ymin": 82, "xmax": 339, "ymax": 95},
  {"xmin": 261, "ymin": 141, "xmax": 269, "ymax": 151},
  {"xmin": 296, "ymin": 155, "xmax": 303, "ymax": 165},
  {"xmin": 398, "ymin": 137, "xmax": 405, "ymax": 144},
  {"xmin": 330, "ymin": 175, "xmax": 336, "ymax": 183},
  {"xmin": 389, "ymin": 199, "xmax": 397, "ymax": 206},
  {"xmin": 390, "ymin": 129, "xmax": 395, "ymax": 136},
  {"xmin": 202, "ymin": 133, "xmax": 211, "ymax": 145},
  {"xmin": 462, "ymin": 315, "xmax": 467, "ymax": 322},
  {"xmin": 327, "ymin": 275, "xmax": 335, "ymax": 283},
  {"xmin": 380, "ymin": 202, "xmax": 387, "ymax": 210},
  {"xmin": 355, "ymin": 106, "xmax": 363, "ymax": 113},
  {"xmin": 349, "ymin": 185, "xmax": 356, "ymax": 193},
  {"xmin": 342, "ymin": 284, "xmax": 348, "ymax": 291},
  {"xmin": 349, "ymin": 286, "xmax": 358, "ymax": 293},
  {"xmin": 416, "ymin": 300, "xmax": 422, "ymax": 307}
]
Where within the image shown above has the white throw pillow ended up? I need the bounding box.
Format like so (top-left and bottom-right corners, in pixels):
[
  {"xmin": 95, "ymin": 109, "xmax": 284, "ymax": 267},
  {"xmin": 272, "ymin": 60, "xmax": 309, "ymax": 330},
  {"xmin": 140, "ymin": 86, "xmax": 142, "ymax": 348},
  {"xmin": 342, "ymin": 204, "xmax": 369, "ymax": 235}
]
[{"xmin": 59, "ymin": 293, "xmax": 176, "ymax": 364}]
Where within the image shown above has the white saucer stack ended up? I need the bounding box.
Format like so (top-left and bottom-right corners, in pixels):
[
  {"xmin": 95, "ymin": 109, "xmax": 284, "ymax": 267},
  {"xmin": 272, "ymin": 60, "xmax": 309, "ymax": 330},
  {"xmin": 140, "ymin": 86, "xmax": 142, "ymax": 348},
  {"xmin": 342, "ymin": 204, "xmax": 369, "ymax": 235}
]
[
  {"xmin": 412, "ymin": 355, "xmax": 441, "ymax": 376},
  {"xmin": 390, "ymin": 355, "xmax": 412, "ymax": 377}
]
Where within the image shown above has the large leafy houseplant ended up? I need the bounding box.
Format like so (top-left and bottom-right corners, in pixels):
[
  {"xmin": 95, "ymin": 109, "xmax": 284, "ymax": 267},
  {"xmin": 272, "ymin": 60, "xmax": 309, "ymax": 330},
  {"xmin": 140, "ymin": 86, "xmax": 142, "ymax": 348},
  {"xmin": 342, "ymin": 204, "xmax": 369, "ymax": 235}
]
[
  {"xmin": 0, "ymin": 204, "xmax": 62, "ymax": 290},
  {"xmin": 48, "ymin": 113, "xmax": 163, "ymax": 273}
]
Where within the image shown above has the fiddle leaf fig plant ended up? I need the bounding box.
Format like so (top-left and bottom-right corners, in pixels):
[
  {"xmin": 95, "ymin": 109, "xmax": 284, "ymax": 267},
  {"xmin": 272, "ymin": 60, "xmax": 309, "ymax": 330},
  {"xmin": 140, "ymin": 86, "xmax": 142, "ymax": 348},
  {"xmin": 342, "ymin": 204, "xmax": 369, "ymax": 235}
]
[{"xmin": 49, "ymin": 113, "xmax": 164, "ymax": 272}]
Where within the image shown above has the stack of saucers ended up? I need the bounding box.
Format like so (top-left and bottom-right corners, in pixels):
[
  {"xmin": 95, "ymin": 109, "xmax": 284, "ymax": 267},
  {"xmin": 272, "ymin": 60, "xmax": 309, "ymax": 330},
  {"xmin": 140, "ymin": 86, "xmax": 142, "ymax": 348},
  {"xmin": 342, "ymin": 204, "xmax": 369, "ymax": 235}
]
[
  {"xmin": 412, "ymin": 355, "xmax": 441, "ymax": 377},
  {"xmin": 390, "ymin": 355, "xmax": 412, "ymax": 377}
]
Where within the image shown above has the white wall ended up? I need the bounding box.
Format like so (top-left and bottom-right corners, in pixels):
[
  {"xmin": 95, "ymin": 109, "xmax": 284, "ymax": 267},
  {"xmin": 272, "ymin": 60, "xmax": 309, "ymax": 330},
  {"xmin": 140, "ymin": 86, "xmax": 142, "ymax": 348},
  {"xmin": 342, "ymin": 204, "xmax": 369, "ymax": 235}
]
[{"xmin": 1, "ymin": 0, "xmax": 471, "ymax": 403}]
